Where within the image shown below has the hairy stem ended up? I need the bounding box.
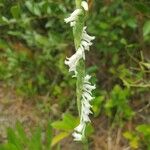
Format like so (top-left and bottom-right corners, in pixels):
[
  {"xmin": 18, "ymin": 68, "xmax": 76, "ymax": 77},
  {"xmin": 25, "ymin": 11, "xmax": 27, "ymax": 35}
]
[
  {"xmin": 83, "ymin": 139, "xmax": 89, "ymax": 150},
  {"xmin": 73, "ymin": 0, "xmax": 85, "ymax": 116},
  {"xmin": 75, "ymin": 0, "xmax": 82, "ymax": 8}
]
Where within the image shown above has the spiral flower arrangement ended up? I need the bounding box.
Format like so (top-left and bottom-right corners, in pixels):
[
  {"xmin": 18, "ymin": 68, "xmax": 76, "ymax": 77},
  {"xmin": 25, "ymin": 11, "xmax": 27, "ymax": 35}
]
[{"xmin": 64, "ymin": 0, "xmax": 96, "ymax": 141}]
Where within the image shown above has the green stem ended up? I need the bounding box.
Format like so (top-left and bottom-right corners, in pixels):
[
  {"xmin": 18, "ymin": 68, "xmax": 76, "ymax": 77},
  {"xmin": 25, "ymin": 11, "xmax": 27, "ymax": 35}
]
[
  {"xmin": 73, "ymin": 1, "xmax": 89, "ymax": 147},
  {"xmin": 73, "ymin": 0, "xmax": 85, "ymax": 117},
  {"xmin": 76, "ymin": 59, "xmax": 85, "ymax": 116},
  {"xmin": 75, "ymin": 0, "xmax": 82, "ymax": 8},
  {"xmin": 83, "ymin": 139, "xmax": 89, "ymax": 150}
]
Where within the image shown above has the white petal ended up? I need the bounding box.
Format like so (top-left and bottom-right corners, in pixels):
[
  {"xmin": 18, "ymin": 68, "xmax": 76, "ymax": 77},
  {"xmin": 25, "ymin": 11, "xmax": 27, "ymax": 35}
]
[
  {"xmin": 70, "ymin": 21, "xmax": 76, "ymax": 27},
  {"xmin": 83, "ymin": 26, "xmax": 87, "ymax": 31},
  {"xmin": 81, "ymin": 41, "xmax": 91, "ymax": 51},
  {"xmin": 64, "ymin": 17, "xmax": 74, "ymax": 23},
  {"xmin": 64, "ymin": 9, "xmax": 82, "ymax": 25},
  {"xmin": 84, "ymin": 75, "xmax": 91, "ymax": 82},
  {"xmin": 84, "ymin": 84, "xmax": 96, "ymax": 91},
  {"xmin": 83, "ymin": 91, "xmax": 93, "ymax": 101},
  {"xmin": 82, "ymin": 114, "xmax": 91, "ymax": 122},
  {"xmin": 71, "ymin": 9, "xmax": 82, "ymax": 17},
  {"xmin": 81, "ymin": 1, "xmax": 89, "ymax": 11},
  {"xmin": 65, "ymin": 48, "xmax": 83, "ymax": 73},
  {"xmin": 78, "ymin": 46, "xmax": 85, "ymax": 60},
  {"xmin": 82, "ymin": 26, "xmax": 95, "ymax": 45},
  {"xmin": 82, "ymin": 106, "xmax": 92, "ymax": 115},
  {"xmin": 82, "ymin": 32, "xmax": 95, "ymax": 42},
  {"xmin": 72, "ymin": 132, "xmax": 82, "ymax": 141},
  {"xmin": 75, "ymin": 122, "xmax": 85, "ymax": 132},
  {"xmin": 83, "ymin": 100, "xmax": 91, "ymax": 108}
]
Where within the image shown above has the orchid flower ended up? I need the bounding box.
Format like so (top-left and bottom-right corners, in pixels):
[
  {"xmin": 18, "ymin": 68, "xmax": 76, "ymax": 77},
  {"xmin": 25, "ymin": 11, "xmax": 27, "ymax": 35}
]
[{"xmin": 64, "ymin": 0, "xmax": 96, "ymax": 141}]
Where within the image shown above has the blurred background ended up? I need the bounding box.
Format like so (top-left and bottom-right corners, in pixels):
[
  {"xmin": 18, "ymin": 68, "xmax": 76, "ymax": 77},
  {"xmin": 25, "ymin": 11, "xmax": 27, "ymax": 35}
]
[{"xmin": 0, "ymin": 0, "xmax": 150, "ymax": 149}]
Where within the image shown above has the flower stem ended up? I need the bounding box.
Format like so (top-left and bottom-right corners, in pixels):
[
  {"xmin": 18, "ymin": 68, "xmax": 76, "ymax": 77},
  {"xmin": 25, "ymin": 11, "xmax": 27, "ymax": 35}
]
[
  {"xmin": 75, "ymin": 0, "xmax": 81, "ymax": 8},
  {"xmin": 83, "ymin": 138, "xmax": 89, "ymax": 150},
  {"xmin": 73, "ymin": 1, "xmax": 85, "ymax": 117}
]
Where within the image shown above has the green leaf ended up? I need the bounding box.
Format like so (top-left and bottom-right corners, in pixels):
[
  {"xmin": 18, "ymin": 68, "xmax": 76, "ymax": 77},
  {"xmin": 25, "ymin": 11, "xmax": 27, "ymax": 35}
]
[
  {"xmin": 141, "ymin": 62, "xmax": 150, "ymax": 69},
  {"xmin": 0, "ymin": 39, "xmax": 9, "ymax": 49},
  {"xmin": 34, "ymin": 33, "xmax": 49, "ymax": 46},
  {"xmin": 28, "ymin": 128, "xmax": 42, "ymax": 150},
  {"xmin": 134, "ymin": 2, "xmax": 150, "ymax": 14},
  {"xmin": 10, "ymin": 5, "xmax": 21, "ymax": 19},
  {"xmin": 123, "ymin": 131, "xmax": 139, "ymax": 149},
  {"xmin": 85, "ymin": 123, "xmax": 94, "ymax": 137},
  {"xmin": 92, "ymin": 96, "xmax": 104, "ymax": 117},
  {"xmin": 25, "ymin": 1, "xmax": 33, "ymax": 13},
  {"xmin": 143, "ymin": 20, "xmax": 150, "ymax": 37},
  {"xmin": 51, "ymin": 132, "xmax": 70, "ymax": 147},
  {"xmin": 0, "ymin": 16, "xmax": 9, "ymax": 24},
  {"xmin": 0, "ymin": 143, "xmax": 19, "ymax": 150},
  {"xmin": 25, "ymin": 1, "xmax": 41, "ymax": 16},
  {"xmin": 33, "ymin": 4, "xmax": 41, "ymax": 16},
  {"xmin": 99, "ymin": 22, "xmax": 109, "ymax": 30},
  {"xmin": 7, "ymin": 128, "xmax": 22, "ymax": 150},
  {"xmin": 15, "ymin": 122, "xmax": 28, "ymax": 144},
  {"xmin": 51, "ymin": 114, "xmax": 79, "ymax": 131},
  {"xmin": 127, "ymin": 18, "xmax": 137, "ymax": 29},
  {"xmin": 45, "ymin": 122, "xmax": 53, "ymax": 149},
  {"xmin": 136, "ymin": 124, "xmax": 150, "ymax": 137},
  {"xmin": 123, "ymin": 131, "xmax": 133, "ymax": 140}
]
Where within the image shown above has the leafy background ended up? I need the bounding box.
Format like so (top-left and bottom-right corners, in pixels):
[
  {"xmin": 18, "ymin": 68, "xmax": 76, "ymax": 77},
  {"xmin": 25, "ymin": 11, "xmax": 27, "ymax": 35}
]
[{"xmin": 0, "ymin": 0, "xmax": 150, "ymax": 149}]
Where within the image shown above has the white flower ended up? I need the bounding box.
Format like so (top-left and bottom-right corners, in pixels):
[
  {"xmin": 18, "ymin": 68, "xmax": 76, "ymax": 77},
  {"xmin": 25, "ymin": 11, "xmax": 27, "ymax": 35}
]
[
  {"xmin": 78, "ymin": 26, "xmax": 95, "ymax": 53},
  {"xmin": 65, "ymin": 48, "xmax": 84, "ymax": 76},
  {"xmin": 72, "ymin": 132, "xmax": 82, "ymax": 141},
  {"xmin": 73, "ymin": 122, "xmax": 86, "ymax": 141},
  {"xmin": 64, "ymin": 2, "xmax": 96, "ymax": 141},
  {"xmin": 82, "ymin": 26, "xmax": 95, "ymax": 43},
  {"xmin": 64, "ymin": 46, "xmax": 85, "ymax": 77},
  {"xmin": 64, "ymin": 9, "xmax": 82, "ymax": 27},
  {"xmin": 73, "ymin": 74, "xmax": 96, "ymax": 141},
  {"xmin": 84, "ymin": 84, "xmax": 96, "ymax": 90},
  {"xmin": 81, "ymin": 41, "xmax": 92, "ymax": 51},
  {"xmin": 78, "ymin": 46, "xmax": 85, "ymax": 60},
  {"xmin": 75, "ymin": 122, "xmax": 86, "ymax": 133},
  {"xmin": 82, "ymin": 92, "xmax": 94, "ymax": 101},
  {"xmin": 83, "ymin": 100, "xmax": 92, "ymax": 108},
  {"xmin": 79, "ymin": 75, "xmax": 95, "ymax": 124},
  {"xmin": 84, "ymin": 74, "xmax": 92, "ymax": 83},
  {"xmin": 82, "ymin": 113, "xmax": 91, "ymax": 122},
  {"xmin": 81, "ymin": 1, "xmax": 89, "ymax": 11},
  {"xmin": 83, "ymin": 83, "xmax": 96, "ymax": 94},
  {"xmin": 70, "ymin": 21, "xmax": 76, "ymax": 27},
  {"xmin": 82, "ymin": 103, "xmax": 92, "ymax": 115}
]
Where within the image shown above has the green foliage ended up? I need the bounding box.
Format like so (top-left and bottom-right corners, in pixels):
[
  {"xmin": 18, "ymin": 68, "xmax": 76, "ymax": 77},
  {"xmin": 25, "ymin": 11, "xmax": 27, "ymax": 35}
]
[
  {"xmin": 52, "ymin": 113, "xmax": 94, "ymax": 143},
  {"xmin": 10, "ymin": 5, "xmax": 21, "ymax": 19},
  {"xmin": 89, "ymin": 0, "xmax": 139, "ymax": 53},
  {"xmin": 105, "ymin": 85, "xmax": 134, "ymax": 127},
  {"xmin": 143, "ymin": 21, "xmax": 150, "ymax": 36},
  {"xmin": 92, "ymin": 95, "xmax": 104, "ymax": 117},
  {"xmin": 143, "ymin": 20, "xmax": 150, "ymax": 41},
  {"xmin": 136, "ymin": 124, "xmax": 150, "ymax": 149},
  {"xmin": 52, "ymin": 114, "xmax": 79, "ymax": 132},
  {"xmin": 123, "ymin": 124, "xmax": 150, "ymax": 149},
  {"xmin": 0, "ymin": 0, "xmax": 72, "ymax": 98},
  {"xmin": 0, "ymin": 122, "xmax": 52, "ymax": 150},
  {"xmin": 123, "ymin": 131, "xmax": 139, "ymax": 149}
]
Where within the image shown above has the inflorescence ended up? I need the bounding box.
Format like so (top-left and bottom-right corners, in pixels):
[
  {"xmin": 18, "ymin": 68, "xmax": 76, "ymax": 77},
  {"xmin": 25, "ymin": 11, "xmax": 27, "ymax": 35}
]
[{"xmin": 64, "ymin": 1, "xmax": 96, "ymax": 141}]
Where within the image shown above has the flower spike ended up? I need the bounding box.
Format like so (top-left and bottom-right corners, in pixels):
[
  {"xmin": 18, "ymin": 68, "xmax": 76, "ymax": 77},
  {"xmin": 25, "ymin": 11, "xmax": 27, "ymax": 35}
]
[
  {"xmin": 72, "ymin": 75, "xmax": 96, "ymax": 140},
  {"xmin": 64, "ymin": 1, "xmax": 96, "ymax": 141}
]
